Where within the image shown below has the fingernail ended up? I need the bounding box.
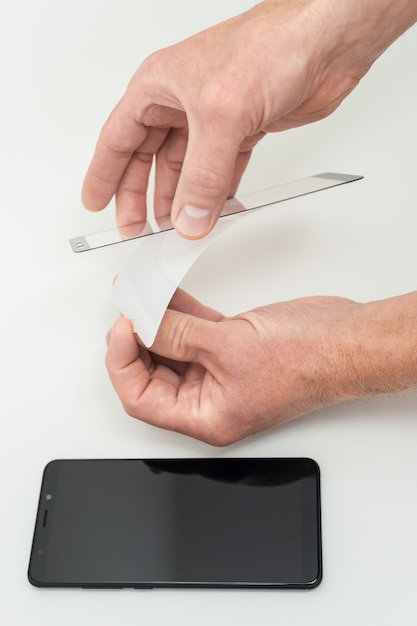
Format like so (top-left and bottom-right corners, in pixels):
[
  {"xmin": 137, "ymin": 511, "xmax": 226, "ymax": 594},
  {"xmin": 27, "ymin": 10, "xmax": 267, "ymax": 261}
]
[{"xmin": 175, "ymin": 205, "xmax": 211, "ymax": 238}]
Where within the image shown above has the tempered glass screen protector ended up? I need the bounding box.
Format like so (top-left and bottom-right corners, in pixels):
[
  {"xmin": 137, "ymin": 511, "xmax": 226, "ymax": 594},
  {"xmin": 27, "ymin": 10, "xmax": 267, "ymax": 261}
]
[{"xmin": 28, "ymin": 458, "xmax": 322, "ymax": 589}]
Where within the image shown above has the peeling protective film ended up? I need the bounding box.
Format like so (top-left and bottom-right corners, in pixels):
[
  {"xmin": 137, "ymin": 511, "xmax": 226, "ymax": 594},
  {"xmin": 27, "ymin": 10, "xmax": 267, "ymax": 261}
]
[
  {"xmin": 111, "ymin": 173, "xmax": 362, "ymax": 347},
  {"xmin": 113, "ymin": 214, "xmax": 242, "ymax": 346}
]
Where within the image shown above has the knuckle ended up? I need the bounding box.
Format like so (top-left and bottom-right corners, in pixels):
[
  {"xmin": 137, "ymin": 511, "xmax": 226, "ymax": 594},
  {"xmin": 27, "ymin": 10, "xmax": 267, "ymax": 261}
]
[
  {"xmin": 203, "ymin": 407, "xmax": 247, "ymax": 447},
  {"xmin": 199, "ymin": 76, "xmax": 242, "ymax": 122},
  {"xmin": 184, "ymin": 162, "xmax": 230, "ymax": 200},
  {"xmin": 198, "ymin": 76, "xmax": 254, "ymax": 137},
  {"xmin": 158, "ymin": 314, "xmax": 198, "ymax": 362},
  {"xmin": 122, "ymin": 399, "xmax": 137, "ymax": 418},
  {"xmin": 135, "ymin": 48, "xmax": 166, "ymax": 82},
  {"xmin": 205, "ymin": 430, "xmax": 237, "ymax": 447}
]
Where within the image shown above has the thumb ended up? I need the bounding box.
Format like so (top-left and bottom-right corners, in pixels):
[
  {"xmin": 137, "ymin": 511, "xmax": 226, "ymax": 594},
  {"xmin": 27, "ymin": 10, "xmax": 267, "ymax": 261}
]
[
  {"xmin": 171, "ymin": 119, "xmax": 241, "ymax": 239},
  {"xmin": 150, "ymin": 307, "xmax": 219, "ymax": 364}
]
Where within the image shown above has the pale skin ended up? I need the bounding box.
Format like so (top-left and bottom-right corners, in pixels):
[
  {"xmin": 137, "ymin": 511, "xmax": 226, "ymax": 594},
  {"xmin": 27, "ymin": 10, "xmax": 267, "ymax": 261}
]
[
  {"xmin": 83, "ymin": 0, "xmax": 417, "ymax": 444},
  {"xmin": 106, "ymin": 290, "xmax": 417, "ymax": 446}
]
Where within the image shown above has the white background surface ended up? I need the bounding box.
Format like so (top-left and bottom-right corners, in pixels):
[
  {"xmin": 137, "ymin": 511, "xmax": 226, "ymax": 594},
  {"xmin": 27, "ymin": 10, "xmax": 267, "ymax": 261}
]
[{"xmin": 1, "ymin": 1, "xmax": 417, "ymax": 624}]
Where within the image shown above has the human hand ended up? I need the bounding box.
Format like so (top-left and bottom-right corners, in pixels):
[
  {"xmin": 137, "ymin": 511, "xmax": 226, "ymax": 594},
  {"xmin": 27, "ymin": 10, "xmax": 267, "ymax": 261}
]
[
  {"xmin": 82, "ymin": 0, "xmax": 417, "ymax": 239},
  {"xmin": 106, "ymin": 289, "xmax": 366, "ymax": 445}
]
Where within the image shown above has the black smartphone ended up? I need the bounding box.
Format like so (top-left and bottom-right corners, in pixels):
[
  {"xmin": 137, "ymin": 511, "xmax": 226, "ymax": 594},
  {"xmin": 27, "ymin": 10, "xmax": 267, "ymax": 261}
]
[{"xmin": 28, "ymin": 458, "xmax": 322, "ymax": 589}]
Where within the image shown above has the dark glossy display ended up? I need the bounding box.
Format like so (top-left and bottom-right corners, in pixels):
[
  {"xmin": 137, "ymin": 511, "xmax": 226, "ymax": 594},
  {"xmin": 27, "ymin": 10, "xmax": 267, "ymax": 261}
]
[{"xmin": 28, "ymin": 458, "xmax": 321, "ymax": 589}]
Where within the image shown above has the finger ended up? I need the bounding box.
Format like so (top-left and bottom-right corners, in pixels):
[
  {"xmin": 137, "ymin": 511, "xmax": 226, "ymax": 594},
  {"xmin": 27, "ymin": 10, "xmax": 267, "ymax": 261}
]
[
  {"xmin": 81, "ymin": 100, "xmax": 150, "ymax": 213},
  {"xmin": 155, "ymin": 129, "xmax": 257, "ymax": 228},
  {"xmin": 228, "ymin": 148, "xmax": 253, "ymax": 198},
  {"xmin": 149, "ymin": 307, "xmax": 222, "ymax": 367},
  {"xmin": 106, "ymin": 317, "xmax": 152, "ymax": 399},
  {"xmin": 106, "ymin": 317, "xmax": 184, "ymax": 390},
  {"xmin": 171, "ymin": 115, "xmax": 243, "ymax": 239},
  {"xmin": 106, "ymin": 317, "xmax": 215, "ymax": 441},
  {"xmin": 153, "ymin": 127, "xmax": 188, "ymax": 219},
  {"xmin": 147, "ymin": 290, "xmax": 223, "ymax": 376},
  {"xmin": 168, "ymin": 289, "xmax": 224, "ymax": 322},
  {"xmin": 153, "ymin": 122, "xmax": 261, "ymax": 222},
  {"xmin": 227, "ymin": 131, "xmax": 266, "ymax": 197},
  {"xmin": 114, "ymin": 126, "xmax": 170, "ymax": 226}
]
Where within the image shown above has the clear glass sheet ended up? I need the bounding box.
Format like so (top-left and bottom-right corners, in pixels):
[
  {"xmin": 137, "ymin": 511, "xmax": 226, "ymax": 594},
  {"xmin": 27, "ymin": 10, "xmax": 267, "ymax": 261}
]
[{"xmin": 70, "ymin": 173, "xmax": 362, "ymax": 252}]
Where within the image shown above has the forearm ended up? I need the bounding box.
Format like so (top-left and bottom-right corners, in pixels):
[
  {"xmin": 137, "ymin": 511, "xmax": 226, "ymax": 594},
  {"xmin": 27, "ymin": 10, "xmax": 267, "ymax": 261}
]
[
  {"xmin": 329, "ymin": 0, "xmax": 417, "ymax": 67},
  {"xmin": 260, "ymin": 0, "xmax": 417, "ymax": 80},
  {"xmin": 262, "ymin": 0, "xmax": 417, "ymax": 47}
]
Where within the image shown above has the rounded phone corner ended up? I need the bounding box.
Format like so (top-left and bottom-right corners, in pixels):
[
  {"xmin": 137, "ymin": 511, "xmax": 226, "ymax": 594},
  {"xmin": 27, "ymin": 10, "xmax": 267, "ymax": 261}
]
[
  {"xmin": 306, "ymin": 569, "xmax": 323, "ymax": 589},
  {"xmin": 43, "ymin": 459, "xmax": 62, "ymax": 473},
  {"xmin": 27, "ymin": 567, "xmax": 43, "ymax": 588}
]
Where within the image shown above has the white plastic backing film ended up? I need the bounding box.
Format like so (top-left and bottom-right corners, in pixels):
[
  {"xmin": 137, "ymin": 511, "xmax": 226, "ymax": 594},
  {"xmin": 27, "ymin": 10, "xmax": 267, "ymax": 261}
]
[{"xmin": 71, "ymin": 173, "xmax": 362, "ymax": 346}]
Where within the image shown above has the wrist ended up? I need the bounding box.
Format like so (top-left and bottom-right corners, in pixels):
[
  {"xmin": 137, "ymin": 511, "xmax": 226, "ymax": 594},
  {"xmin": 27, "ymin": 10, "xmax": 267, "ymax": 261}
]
[
  {"xmin": 260, "ymin": 0, "xmax": 417, "ymax": 76},
  {"xmin": 332, "ymin": 292, "xmax": 417, "ymax": 400},
  {"xmin": 330, "ymin": 0, "xmax": 417, "ymax": 68}
]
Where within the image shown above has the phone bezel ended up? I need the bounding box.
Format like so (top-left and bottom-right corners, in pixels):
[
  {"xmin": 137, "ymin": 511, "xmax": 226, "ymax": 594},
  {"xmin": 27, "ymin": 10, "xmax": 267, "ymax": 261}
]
[{"xmin": 28, "ymin": 458, "xmax": 322, "ymax": 590}]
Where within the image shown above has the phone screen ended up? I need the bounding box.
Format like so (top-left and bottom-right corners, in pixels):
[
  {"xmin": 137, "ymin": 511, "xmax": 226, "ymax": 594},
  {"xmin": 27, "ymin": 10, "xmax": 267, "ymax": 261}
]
[{"xmin": 28, "ymin": 458, "xmax": 321, "ymax": 589}]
